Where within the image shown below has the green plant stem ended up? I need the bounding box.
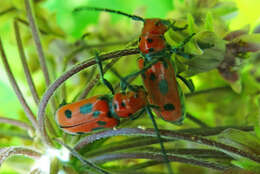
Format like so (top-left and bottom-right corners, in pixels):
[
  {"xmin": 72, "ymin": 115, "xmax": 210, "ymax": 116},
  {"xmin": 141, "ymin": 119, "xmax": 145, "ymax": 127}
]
[
  {"xmin": 61, "ymin": 41, "xmax": 127, "ymax": 100},
  {"xmin": 78, "ymin": 58, "xmax": 120, "ymax": 100},
  {"xmin": 24, "ymin": 0, "xmax": 51, "ymax": 87},
  {"xmin": 74, "ymin": 127, "xmax": 259, "ymax": 163},
  {"xmin": 145, "ymin": 107, "xmax": 174, "ymax": 174},
  {"xmin": 24, "ymin": 0, "xmax": 57, "ymax": 114},
  {"xmin": 186, "ymin": 113, "xmax": 210, "ymax": 128},
  {"xmin": 13, "ymin": 20, "xmax": 40, "ymax": 105},
  {"xmin": 62, "ymin": 41, "xmax": 130, "ymax": 71},
  {"xmin": 138, "ymin": 147, "xmax": 232, "ymax": 159},
  {"xmin": 74, "ymin": 126, "xmax": 253, "ymax": 150},
  {"xmin": 0, "ymin": 7, "xmax": 16, "ymax": 16},
  {"xmin": 0, "ymin": 38, "xmax": 38, "ymax": 130},
  {"xmin": 0, "ymin": 147, "xmax": 42, "ymax": 167},
  {"xmin": 82, "ymin": 136, "xmax": 166, "ymax": 157},
  {"xmin": 185, "ymin": 86, "xmax": 230, "ymax": 98},
  {"xmin": 89, "ymin": 152, "xmax": 227, "ymax": 171},
  {"xmin": 83, "ymin": 138, "xmax": 231, "ymax": 160},
  {"xmin": 178, "ymin": 125, "xmax": 253, "ymax": 136},
  {"xmin": 0, "ymin": 116, "xmax": 34, "ymax": 132},
  {"xmin": 38, "ymin": 48, "xmax": 139, "ymax": 147},
  {"xmin": 124, "ymin": 160, "xmax": 162, "ymax": 170}
]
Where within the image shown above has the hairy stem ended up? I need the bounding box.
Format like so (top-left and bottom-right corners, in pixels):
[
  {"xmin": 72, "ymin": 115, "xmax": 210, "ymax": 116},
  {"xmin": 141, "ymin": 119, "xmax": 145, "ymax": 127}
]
[
  {"xmin": 89, "ymin": 152, "xmax": 227, "ymax": 171},
  {"xmin": 24, "ymin": 0, "xmax": 51, "ymax": 86},
  {"xmin": 0, "ymin": 116, "xmax": 33, "ymax": 132},
  {"xmin": 74, "ymin": 128, "xmax": 259, "ymax": 163},
  {"xmin": 13, "ymin": 20, "xmax": 40, "ymax": 105},
  {"xmin": 0, "ymin": 147, "xmax": 42, "ymax": 167},
  {"xmin": 0, "ymin": 38, "xmax": 38, "ymax": 130}
]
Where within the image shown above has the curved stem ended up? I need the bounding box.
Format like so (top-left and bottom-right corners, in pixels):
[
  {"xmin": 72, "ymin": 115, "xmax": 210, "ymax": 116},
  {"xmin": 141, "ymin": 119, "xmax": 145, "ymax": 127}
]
[
  {"xmin": 186, "ymin": 113, "xmax": 210, "ymax": 128},
  {"xmin": 89, "ymin": 152, "xmax": 227, "ymax": 171},
  {"xmin": 0, "ymin": 116, "xmax": 34, "ymax": 132},
  {"xmin": 24, "ymin": 0, "xmax": 57, "ymax": 114},
  {"xmin": 14, "ymin": 20, "xmax": 40, "ymax": 105},
  {"xmin": 24, "ymin": 0, "xmax": 51, "ymax": 87},
  {"xmin": 38, "ymin": 48, "xmax": 139, "ymax": 146},
  {"xmin": 74, "ymin": 128, "xmax": 260, "ymax": 163},
  {"xmin": 0, "ymin": 7, "xmax": 16, "ymax": 16},
  {"xmin": 185, "ymin": 86, "xmax": 230, "ymax": 98},
  {"xmin": 179, "ymin": 126, "xmax": 253, "ymax": 136},
  {"xmin": 0, "ymin": 38, "xmax": 38, "ymax": 130},
  {"xmin": 0, "ymin": 146, "xmax": 42, "ymax": 167}
]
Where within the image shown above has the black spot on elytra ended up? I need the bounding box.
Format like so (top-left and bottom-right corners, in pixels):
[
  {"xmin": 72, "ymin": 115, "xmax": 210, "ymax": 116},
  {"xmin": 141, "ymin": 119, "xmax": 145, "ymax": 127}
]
[
  {"xmin": 121, "ymin": 101, "xmax": 126, "ymax": 107},
  {"xmin": 97, "ymin": 121, "xmax": 107, "ymax": 126},
  {"xmin": 64, "ymin": 109, "xmax": 72, "ymax": 119},
  {"xmin": 147, "ymin": 38, "xmax": 153, "ymax": 43},
  {"xmin": 149, "ymin": 48, "xmax": 154, "ymax": 52},
  {"xmin": 76, "ymin": 132, "xmax": 84, "ymax": 135},
  {"xmin": 164, "ymin": 103, "xmax": 175, "ymax": 111},
  {"xmin": 149, "ymin": 73, "xmax": 156, "ymax": 81},
  {"xmin": 107, "ymin": 111, "xmax": 112, "ymax": 118},
  {"xmin": 91, "ymin": 127, "xmax": 105, "ymax": 131}
]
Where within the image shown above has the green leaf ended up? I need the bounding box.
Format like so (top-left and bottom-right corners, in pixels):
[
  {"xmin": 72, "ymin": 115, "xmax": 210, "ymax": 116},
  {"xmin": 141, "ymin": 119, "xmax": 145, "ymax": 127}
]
[
  {"xmin": 218, "ymin": 129, "xmax": 260, "ymax": 155},
  {"xmin": 230, "ymin": 78, "xmax": 242, "ymax": 93},
  {"xmin": 223, "ymin": 168, "xmax": 256, "ymax": 174},
  {"xmin": 217, "ymin": 129, "xmax": 260, "ymax": 172},
  {"xmin": 204, "ymin": 12, "xmax": 214, "ymax": 31},
  {"xmin": 232, "ymin": 159, "xmax": 260, "ymax": 173}
]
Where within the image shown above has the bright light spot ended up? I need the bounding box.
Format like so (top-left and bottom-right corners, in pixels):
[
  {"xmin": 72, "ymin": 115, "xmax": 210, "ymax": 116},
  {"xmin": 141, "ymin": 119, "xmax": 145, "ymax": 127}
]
[
  {"xmin": 58, "ymin": 170, "xmax": 66, "ymax": 174},
  {"xmin": 46, "ymin": 147, "xmax": 70, "ymax": 162},
  {"xmin": 30, "ymin": 147, "xmax": 70, "ymax": 173},
  {"xmin": 138, "ymin": 125, "xmax": 146, "ymax": 130},
  {"xmin": 31, "ymin": 154, "xmax": 50, "ymax": 173}
]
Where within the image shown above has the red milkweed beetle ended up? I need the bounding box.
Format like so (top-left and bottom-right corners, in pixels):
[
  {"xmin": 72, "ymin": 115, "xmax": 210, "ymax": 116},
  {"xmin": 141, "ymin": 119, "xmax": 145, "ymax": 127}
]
[
  {"xmin": 56, "ymin": 86, "xmax": 147, "ymax": 134},
  {"xmin": 56, "ymin": 53, "xmax": 174, "ymax": 173},
  {"xmin": 73, "ymin": 7, "xmax": 195, "ymax": 125}
]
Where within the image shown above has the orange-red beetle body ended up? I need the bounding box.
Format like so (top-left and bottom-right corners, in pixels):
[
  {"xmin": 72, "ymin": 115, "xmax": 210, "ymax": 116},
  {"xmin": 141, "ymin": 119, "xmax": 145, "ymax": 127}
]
[
  {"xmin": 56, "ymin": 88, "xmax": 147, "ymax": 134},
  {"xmin": 138, "ymin": 19, "xmax": 185, "ymax": 123}
]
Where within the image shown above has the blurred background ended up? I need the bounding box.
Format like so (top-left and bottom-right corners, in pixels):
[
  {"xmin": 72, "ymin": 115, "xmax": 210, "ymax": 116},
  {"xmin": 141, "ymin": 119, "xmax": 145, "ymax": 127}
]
[{"xmin": 0, "ymin": 0, "xmax": 260, "ymax": 173}]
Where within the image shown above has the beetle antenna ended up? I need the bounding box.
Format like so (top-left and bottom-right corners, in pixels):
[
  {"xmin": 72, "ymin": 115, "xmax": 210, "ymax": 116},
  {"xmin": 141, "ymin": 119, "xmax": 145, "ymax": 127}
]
[{"xmin": 73, "ymin": 7, "xmax": 145, "ymax": 22}]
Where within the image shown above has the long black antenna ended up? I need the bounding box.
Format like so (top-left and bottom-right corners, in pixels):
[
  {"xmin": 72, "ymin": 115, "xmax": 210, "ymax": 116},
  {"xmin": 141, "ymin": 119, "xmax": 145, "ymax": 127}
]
[{"xmin": 73, "ymin": 7, "xmax": 145, "ymax": 22}]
